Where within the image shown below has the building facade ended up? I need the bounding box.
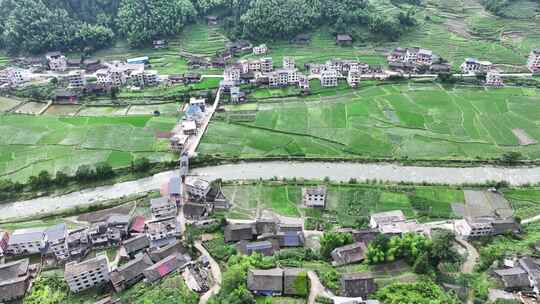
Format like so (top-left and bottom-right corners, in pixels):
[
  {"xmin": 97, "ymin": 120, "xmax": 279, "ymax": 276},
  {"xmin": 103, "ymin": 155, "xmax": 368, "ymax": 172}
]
[{"xmin": 64, "ymin": 255, "xmax": 110, "ymax": 293}]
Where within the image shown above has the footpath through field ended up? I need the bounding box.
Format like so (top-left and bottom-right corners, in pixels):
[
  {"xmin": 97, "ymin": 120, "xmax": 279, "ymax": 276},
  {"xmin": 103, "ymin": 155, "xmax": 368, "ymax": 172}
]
[{"xmin": 3, "ymin": 161, "xmax": 540, "ymax": 222}]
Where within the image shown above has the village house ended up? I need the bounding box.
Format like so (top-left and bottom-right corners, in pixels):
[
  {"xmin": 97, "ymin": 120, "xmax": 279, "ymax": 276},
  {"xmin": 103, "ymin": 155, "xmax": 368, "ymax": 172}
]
[
  {"xmin": 54, "ymin": 89, "xmax": 79, "ymax": 104},
  {"xmin": 336, "ymin": 34, "xmax": 353, "ymax": 46},
  {"xmin": 130, "ymin": 216, "xmax": 147, "ymax": 235},
  {"xmin": 298, "ymin": 75, "xmax": 310, "ymax": 92},
  {"xmin": 167, "ymin": 176, "xmax": 182, "ymax": 204},
  {"xmin": 261, "ymin": 57, "xmax": 274, "ymax": 73},
  {"xmin": 253, "ymin": 44, "xmax": 268, "ymax": 55},
  {"xmin": 220, "ymin": 79, "xmax": 236, "ymax": 93},
  {"xmin": 306, "ymin": 63, "xmax": 325, "ymax": 75},
  {"xmin": 255, "ymin": 219, "xmax": 278, "ymax": 235},
  {"xmin": 66, "ymin": 70, "xmax": 86, "ymax": 89},
  {"xmin": 248, "ymin": 268, "xmax": 284, "ymax": 296},
  {"xmin": 106, "ymin": 215, "xmax": 131, "ymax": 246},
  {"xmin": 302, "ymin": 186, "xmax": 327, "ymax": 208},
  {"xmin": 148, "ymin": 240, "xmax": 187, "ymax": 263},
  {"xmin": 183, "ymin": 202, "xmax": 210, "ymax": 220},
  {"xmin": 170, "ymin": 133, "xmax": 188, "ymax": 152},
  {"xmin": 145, "ymin": 216, "xmax": 181, "ymax": 248},
  {"xmin": 111, "ymin": 254, "xmax": 154, "ymax": 292},
  {"xmin": 121, "ymin": 234, "xmax": 150, "ymax": 259},
  {"xmin": 460, "ymin": 58, "xmax": 493, "ymax": 74},
  {"xmin": 388, "ymin": 62, "xmax": 417, "ymax": 74},
  {"xmin": 283, "ymin": 57, "xmax": 295, "ymax": 69},
  {"xmin": 230, "ymin": 86, "xmax": 247, "ymax": 103},
  {"xmin": 238, "ymin": 240, "xmax": 279, "ymax": 256},
  {"xmin": 7, "ymin": 227, "xmax": 46, "ymax": 256},
  {"xmin": 341, "ymin": 272, "xmax": 377, "ymax": 298},
  {"xmin": 405, "ymin": 47, "xmax": 433, "ymax": 66},
  {"xmin": 0, "ymin": 230, "xmax": 9, "ymax": 256},
  {"xmin": 387, "ymin": 47, "xmax": 407, "ymax": 62},
  {"xmin": 168, "ymin": 74, "xmax": 185, "ymax": 85},
  {"xmin": 66, "ymin": 227, "xmax": 90, "ymax": 261},
  {"xmin": 150, "ymin": 197, "xmax": 178, "ymax": 219},
  {"xmin": 182, "ymin": 119, "xmax": 197, "ymax": 136},
  {"xmin": 206, "ymin": 15, "xmax": 219, "ymax": 25},
  {"xmin": 275, "ymin": 224, "xmax": 305, "ymax": 247},
  {"xmin": 370, "ymin": 210, "xmax": 406, "ymax": 229},
  {"xmin": 269, "ymin": 69, "xmax": 298, "ymax": 87},
  {"xmin": 224, "ymin": 223, "xmax": 257, "ymax": 242},
  {"xmin": 224, "ymin": 65, "xmax": 241, "ymax": 82},
  {"xmin": 486, "ymin": 70, "xmax": 504, "ymax": 87},
  {"xmin": 46, "ymin": 51, "xmax": 67, "ymax": 71},
  {"xmin": 226, "ymin": 40, "xmax": 252, "ymax": 55},
  {"xmin": 143, "ymin": 253, "xmax": 191, "ymax": 283},
  {"xmin": 456, "ymin": 216, "xmax": 520, "ymax": 239},
  {"xmin": 528, "ymin": 49, "xmax": 540, "ymax": 73},
  {"xmin": 83, "ymin": 58, "xmax": 102, "ymax": 71},
  {"xmin": 131, "ymin": 69, "xmax": 159, "ymax": 87},
  {"xmin": 430, "ymin": 63, "xmax": 451, "ymax": 74},
  {"xmin": 351, "ymin": 229, "xmax": 379, "ymax": 244},
  {"xmin": 88, "ymin": 223, "xmax": 109, "ymax": 248},
  {"xmin": 153, "ymin": 40, "xmax": 168, "ymax": 49},
  {"xmin": 44, "ymin": 223, "xmax": 69, "ymax": 261},
  {"xmin": 185, "ymin": 177, "xmax": 212, "ymax": 200},
  {"xmin": 64, "ymin": 254, "xmax": 111, "ymax": 293},
  {"xmin": 494, "ymin": 257, "xmax": 540, "ymax": 294},
  {"xmin": 190, "ymin": 97, "xmax": 206, "ymax": 112},
  {"xmin": 67, "ymin": 58, "xmax": 82, "ymax": 68},
  {"xmin": 378, "ymin": 219, "xmax": 426, "ymax": 236},
  {"xmin": 292, "ymin": 34, "xmax": 311, "ymax": 45},
  {"xmin": 321, "ymin": 69, "xmax": 338, "ymax": 87},
  {"xmin": 347, "ymin": 70, "xmax": 361, "ymax": 87},
  {"xmin": 331, "ymin": 242, "xmax": 368, "ymax": 266},
  {"xmin": 1, "ymin": 67, "xmax": 27, "ymax": 86},
  {"xmin": 183, "ymin": 72, "xmax": 202, "ymax": 84},
  {"xmin": 185, "ymin": 103, "xmax": 204, "ymax": 126},
  {"xmin": 0, "ymin": 258, "xmax": 37, "ymax": 303},
  {"xmin": 127, "ymin": 56, "xmax": 149, "ymax": 65}
]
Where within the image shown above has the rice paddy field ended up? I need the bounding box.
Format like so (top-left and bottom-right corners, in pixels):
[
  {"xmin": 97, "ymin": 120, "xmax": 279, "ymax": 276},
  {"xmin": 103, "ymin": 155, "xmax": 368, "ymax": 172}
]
[
  {"xmin": 0, "ymin": 115, "xmax": 177, "ymax": 182},
  {"xmin": 220, "ymin": 182, "xmax": 466, "ymax": 223},
  {"xmin": 199, "ymin": 83, "xmax": 540, "ymax": 161},
  {"xmin": 179, "ymin": 23, "xmax": 229, "ymax": 56}
]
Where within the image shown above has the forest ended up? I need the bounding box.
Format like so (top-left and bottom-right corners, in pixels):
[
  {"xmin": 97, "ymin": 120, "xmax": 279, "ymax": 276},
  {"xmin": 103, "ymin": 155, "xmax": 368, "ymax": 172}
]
[{"xmin": 0, "ymin": 0, "xmax": 420, "ymax": 54}]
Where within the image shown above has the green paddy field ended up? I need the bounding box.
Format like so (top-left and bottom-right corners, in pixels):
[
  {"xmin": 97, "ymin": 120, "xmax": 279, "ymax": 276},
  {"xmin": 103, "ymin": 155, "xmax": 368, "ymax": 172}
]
[{"xmin": 199, "ymin": 83, "xmax": 540, "ymax": 161}]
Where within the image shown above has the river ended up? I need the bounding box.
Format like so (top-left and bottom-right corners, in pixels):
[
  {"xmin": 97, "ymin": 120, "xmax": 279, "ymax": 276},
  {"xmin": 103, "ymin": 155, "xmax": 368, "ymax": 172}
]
[{"xmin": 2, "ymin": 161, "xmax": 540, "ymax": 222}]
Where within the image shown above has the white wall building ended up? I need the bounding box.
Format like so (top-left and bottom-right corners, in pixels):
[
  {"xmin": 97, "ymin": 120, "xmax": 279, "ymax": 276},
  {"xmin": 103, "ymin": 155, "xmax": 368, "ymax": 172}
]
[
  {"xmin": 253, "ymin": 44, "xmax": 268, "ymax": 55},
  {"xmin": 67, "ymin": 70, "xmax": 86, "ymax": 89},
  {"xmin": 65, "ymin": 255, "xmax": 110, "ymax": 293},
  {"xmin": 283, "ymin": 57, "xmax": 295, "ymax": 69},
  {"xmin": 527, "ymin": 49, "xmax": 540, "ymax": 72},
  {"xmin": 320, "ymin": 69, "xmax": 338, "ymax": 87},
  {"xmin": 46, "ymin": 52, "xmax": 67, "ymax": 72}
]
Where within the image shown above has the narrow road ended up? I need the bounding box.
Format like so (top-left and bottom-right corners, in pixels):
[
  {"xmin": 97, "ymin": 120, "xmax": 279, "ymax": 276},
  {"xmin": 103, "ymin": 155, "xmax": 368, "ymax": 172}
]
[
  {"xmin": 4, "ymin": 161, "xmax": 540, "ymax": 222},
  {"xmin": 186, "ymin": 88, "xmax": 221, "ymax": 157},
  {"xmin": 195, "ymin": 241, "xmax": 222, "ymax": 304},
  {"xmin": 307, "ymin": 271, "xmax": 334, "ymax": 304},
  {"xmin": 456, "ymin": 238, "xmax": 479, "ymax": 274}
]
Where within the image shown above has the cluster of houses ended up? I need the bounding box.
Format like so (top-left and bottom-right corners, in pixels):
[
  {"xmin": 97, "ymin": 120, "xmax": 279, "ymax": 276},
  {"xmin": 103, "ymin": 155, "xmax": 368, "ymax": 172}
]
[
  {"xmin": 0, "ymin": 171, "xmax": 229, "ymax": 302},
  {"xmin": 169, "ymin": 97, "xmax": 209, "ymax": 153}
]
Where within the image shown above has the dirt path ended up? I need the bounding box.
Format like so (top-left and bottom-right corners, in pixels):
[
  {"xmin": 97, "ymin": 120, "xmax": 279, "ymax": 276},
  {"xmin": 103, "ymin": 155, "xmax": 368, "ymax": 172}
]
[
  {"xmin": 307, "ymin": 271, "xmax": 334, "ymax": 304},
  {"xmin": 195, "ymin": 241, "xmax": 222, "ymax": 304},
  {"xmin": 456, "ymin": 238, "xmax": 479, "ymax": 273}
]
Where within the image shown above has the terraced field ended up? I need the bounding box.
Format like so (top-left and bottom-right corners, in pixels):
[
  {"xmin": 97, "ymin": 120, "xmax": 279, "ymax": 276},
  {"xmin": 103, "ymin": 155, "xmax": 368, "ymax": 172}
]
[
  {"xmin": 199, "ymin": 83, "xmax": 540, "ymax": 161},
  {"xmin": 0, "ymin": 115, "xmax": 176, "ymax": 182},
  {"xmin": 179, "ymin": 23, "xmax": 229, "ymax": 56}
]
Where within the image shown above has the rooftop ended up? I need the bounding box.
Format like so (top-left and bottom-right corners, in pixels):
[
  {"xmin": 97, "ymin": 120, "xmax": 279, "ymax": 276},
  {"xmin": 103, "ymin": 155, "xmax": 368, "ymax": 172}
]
[
  {"xmin": 65, "ymin": 255, "xmax": 109, "ymax": 278},
  {"xmin": 9, "ymin": 227, "xmax": 46, "ymax": 245}
]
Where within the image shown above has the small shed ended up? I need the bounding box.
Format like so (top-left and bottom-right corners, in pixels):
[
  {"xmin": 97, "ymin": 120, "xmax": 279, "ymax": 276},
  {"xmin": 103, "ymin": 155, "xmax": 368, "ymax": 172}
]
[
  {"xmin": 336, "ymin": 34, "xmax": 353, "ymax": 46},
  {"xmin": 247, "ymin": 268, "xmax": 283, "ymax": 296}
]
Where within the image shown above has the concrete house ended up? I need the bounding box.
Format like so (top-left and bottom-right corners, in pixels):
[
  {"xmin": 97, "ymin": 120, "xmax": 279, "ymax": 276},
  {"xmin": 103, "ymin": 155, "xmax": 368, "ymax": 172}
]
[
  {"xmin": 387, "ymin": 47, "xmax": 407, "ymax": 62},
  {"xmin": 321, "ymin": 69, "xmax": 338, "ymax": 87},
  {"xmin": 269, "ymin": 69, "xmax": 297, "ymax": 87},
  {"xmin": 369, "ymin": 210, "xmax": 406, "ymax": 228},
  {"xmin": 224, "ymin": 223, "xmax": 256, "ymax": 242},
  {"xmin": 183, "ymin": 202, "xmax": 210, "ymax": 220},
  {"xmin": 182, "ymin": 119, "xmax": 197, "ymax": 136},
  {"xmin": 0, "ymin": 258, "xmax": 36, "ymax": 303},
  {"xmin": 283, "ymin": 57, "xmax": 295, "ymax": 69},
  {"xmin": 248, "ymin": 268, "xmax": 284, "ymax": 296},
  {"xmin": 302, "ymin": 186, "xmax": 327, "ymax": 208},
  {"xmin": 1, "ymin": 67, "xmax": 26, "ymax": 86},
  {"xmin": 224, "ymin": 66, "xmax": 241, "ymax": 82},
  {"xmin": 44, "ymin": 223, "xmax": 68, "ymax": 261},
  {"xmin": 238, "ymin": 240, "xmax": 279, "ymax": 256},
  {"xmin": 66, "ymin": 228, "xmax": 90, "ymax": 261},
  {"xmin": 457, "ymin": 216, "xmax": 520, "ymax": 239},
  {"xmin": 347, "ymin": 70, "xmax": 361, "ymax": 87},
  {"xmin": 298, "ymin": 75, "xmax": 310, "ymax": 92},
  {"xmin": 460, "ymin": 58, "xmax": 492, "ymax": 74},
  {"xmin": 153, "ymin": 40, "xmax": 168, "ymax": 49},
  {"xmin": 7, "ymin": 227, "xmax": 46, "ymax": 255},
  {"xmin": 150, "ymin": 197, "xmax": 178, "ymax": 219},
  {"xmin": 145, "ymin": 217, "xmax": 181, "ymax": 248},
  {"xmin": 185, "ymin": 177, "xmax": 211, "ymax": 199},
  {"xmin": 131, "ymin": 70, "xmax": 159, "ymax": 87},
  {"xmin": 111, "ymin": 254, "xmax": 154, "ymax": 292},
  {"xmin": 406, "ymin": 47, "xmax": 433, "ymax": 66},
  {"xmin": 46, "ymin": 52, "xmax": 67, "ymax": 71},
  {"xmin": 341, "ymin": 272, "xmax": 377, "ymax": 298},
  {"xmin": 170, "ymin": 133, "xmax": 188, "ymax": 152},
  {"xmin": 494, "ymin": 257, "xmax": 540, "ymax": 294},
  {"xmin": 67, "ymin": 70, "xmax": 86, "ymax": 88},
  {"xmin": 253, "ymin": 44, "xmax": 268, "ymax": 55},
  {"xmin": 486, "ymin": 70, "xmax": 504, "ymax": 87},
  {"xmin": 261, "ymin": 57, "xmax": 274, "ymax": 73},
  {"xmin": 331, "ymin": 242, "xmax": 368, "ymax": 266},
  {"xmin": 528, "ymin": 49, "xmax": 540, "ymax": 73},
  {"xmin": 65, "ymin": 254, "xmax": 110, "ymax": 293}
]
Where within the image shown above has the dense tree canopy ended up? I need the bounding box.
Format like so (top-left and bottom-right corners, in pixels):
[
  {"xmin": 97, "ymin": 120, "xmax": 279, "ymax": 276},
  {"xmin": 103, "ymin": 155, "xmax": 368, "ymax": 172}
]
[
  {"xmin": 375, "ymin": 281, "xmax": 461, "ymax": 304},
  {"xmin": 117, "ymin": 0, "xmax": 197, "ymax": 46}
]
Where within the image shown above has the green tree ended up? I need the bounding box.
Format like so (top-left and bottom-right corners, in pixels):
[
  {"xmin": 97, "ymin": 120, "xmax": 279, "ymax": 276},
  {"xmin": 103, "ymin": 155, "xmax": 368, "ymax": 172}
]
[
  {"xmin": 319, "ymin": 231, "xmax": 353, "ymax": 260},
  {"xmin": 375, "ymin": 281, "xmax": 460, "ymax": 304},
  {"xmin": 24, "ymin": 275, "xmax": 68, "ymax": 304},
  {"xmin": 132, "ymin": 157, "xmax": 151, "ymax": 172},
  {"xmin": 75, "ymin": 164, "xmax": 95, "ymax": 181},
  {"xmin": 55, "ymin": 171, "xmax": 70, "ymax": 186},
  {"xmin": 95, "ymin": 162, "xmax": 114, "ymax": 179},
  {"xmin": 501, "ymin": 151, "xmax": 523, "ymax": 164},
  {"xmin": 117, "ymin": 0, "xmax": 196, "ymax": 46}
]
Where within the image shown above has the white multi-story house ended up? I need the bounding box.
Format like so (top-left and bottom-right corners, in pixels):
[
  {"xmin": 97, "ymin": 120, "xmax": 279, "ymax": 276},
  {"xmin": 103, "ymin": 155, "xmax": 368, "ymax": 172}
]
[
  {"xmin": 150, "ymin": 197, "xmax": 178, "ymax": 219},
  {"xmin": 347, "ymin": 70, "xmax": 361, "ymax": 88},
  {"xmin": 64, "ymin": 254, "xmax": 110, "ymax": 293},
  {"xmin": 44, "ymin": 224, "xmax": 68, "ymax": 261},
  {"xmin": 387, "ymin": 47, "xmax": 406, "ymax": 62},
  {"xmin": 224, "ymin": 66, "xmax": 241, "ymax": 82},
  {"xmin": 66, "ymin": 70, "xmax": 86, "ymax": 89},
  {"xmin": 248, "ymin": 60, "xmax": 262, "ymax": 72},
  {"xmin": 253, "ymin": 44, "xmax": 268, "ymax": 55},
  {"xmin": 261, "ymin": 57, "xmax": 273, "ymax": 73},
  {"xmin": 320, "ymin": 69, "xmax": 338, "ymax": 87},
  {"xmin": 283, "ymin": 57, "xmax": 295, "ymax": 69},
  {"xmin": 145, "ymin": 217, "xmax": 180, "ymax": 247},
  {"xmin": 308, "ymin": 63, "xmax": 325, "ymax": 75},
  {"xmin": 460, "ymin": 58, "xmax": 493, "ymax": 74},
  {"xmin": 46, "ymin": 52, "xmax": 67, "ymax": 72},
  {"xmin": 0, "ymin": 68, "xmax": 27, "ymax": 86},
  {"xmin": 298, "ymin": 75, "xmax": 309, "ymax": 90},
  {"xmin": 268, "ymin": 69, "xmax": 298, "ymax": 87},
  {"xmin": 486, "ymin": 70, "xmax": 504, "ymax": 87},
  {"xmin": 527, "ymin": 49, "xmax": 540, "ymax": 72}
]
